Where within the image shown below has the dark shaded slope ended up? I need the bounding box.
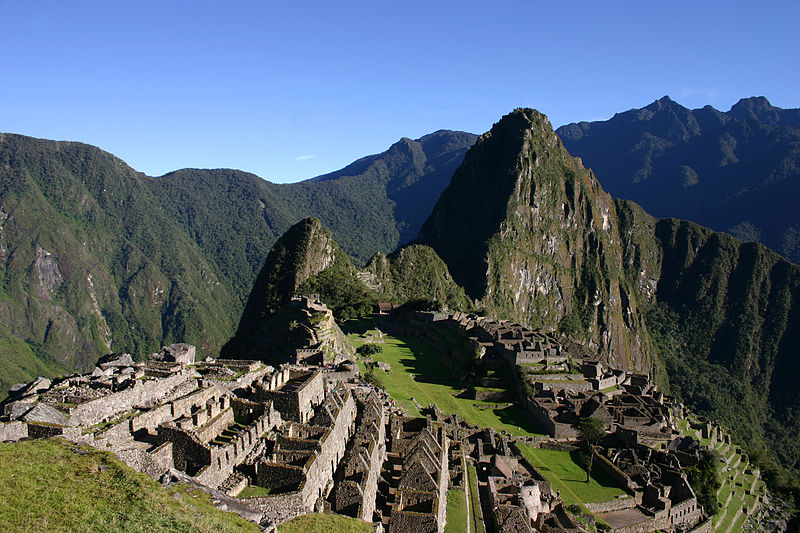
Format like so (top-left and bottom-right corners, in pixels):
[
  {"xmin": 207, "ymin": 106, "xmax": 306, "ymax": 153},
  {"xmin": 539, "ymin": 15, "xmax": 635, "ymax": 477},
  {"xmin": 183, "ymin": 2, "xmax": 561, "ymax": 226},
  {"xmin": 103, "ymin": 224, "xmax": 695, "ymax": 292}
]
[{"xmin": 557, "ymin": 96, "xmax": 800, "ymax": 263}]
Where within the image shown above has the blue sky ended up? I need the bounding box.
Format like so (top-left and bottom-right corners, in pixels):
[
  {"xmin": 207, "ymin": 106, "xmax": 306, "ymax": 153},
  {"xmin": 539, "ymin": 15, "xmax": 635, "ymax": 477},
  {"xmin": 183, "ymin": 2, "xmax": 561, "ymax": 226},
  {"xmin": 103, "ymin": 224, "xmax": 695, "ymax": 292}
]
[{"xmin": 2, "ymin": 1, "xmax": 798, "ymax": 183}]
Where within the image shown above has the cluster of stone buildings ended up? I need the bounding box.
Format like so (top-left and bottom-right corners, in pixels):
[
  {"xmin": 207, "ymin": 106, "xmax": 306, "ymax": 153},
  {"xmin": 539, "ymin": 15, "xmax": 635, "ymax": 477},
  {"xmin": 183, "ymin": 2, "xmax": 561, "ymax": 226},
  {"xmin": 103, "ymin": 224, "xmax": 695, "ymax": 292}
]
[
  {"xmin": 379, "ymin": 309, "xmax": 716, "ymax": 533},
  {"xmin": 0, "ymin": 303, "xmax": 733, "ymax": 533},
  {"xmin": 589, "ymin": 439, "xmax": 708, "ymax": 532}
]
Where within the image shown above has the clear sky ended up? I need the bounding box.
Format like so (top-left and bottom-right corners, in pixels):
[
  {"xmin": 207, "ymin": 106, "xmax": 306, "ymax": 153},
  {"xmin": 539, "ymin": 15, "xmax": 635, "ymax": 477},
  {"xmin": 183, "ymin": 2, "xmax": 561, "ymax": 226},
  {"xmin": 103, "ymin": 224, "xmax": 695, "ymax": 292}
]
[{"xmin": 2, "ymin": 1, "xmax": 798, "ymax": 183}]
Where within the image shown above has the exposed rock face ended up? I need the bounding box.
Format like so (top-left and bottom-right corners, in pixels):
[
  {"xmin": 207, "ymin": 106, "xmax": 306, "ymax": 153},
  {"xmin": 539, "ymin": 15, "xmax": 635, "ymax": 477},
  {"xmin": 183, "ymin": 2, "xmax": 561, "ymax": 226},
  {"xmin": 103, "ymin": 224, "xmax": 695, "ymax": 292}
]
[
  {"xmin": 223, "ymin": 218, "xmax": 352, "ymax": 362},
  {"xmin": 418, "ymin": 108, "xmax": 652, "ymax": 370}
]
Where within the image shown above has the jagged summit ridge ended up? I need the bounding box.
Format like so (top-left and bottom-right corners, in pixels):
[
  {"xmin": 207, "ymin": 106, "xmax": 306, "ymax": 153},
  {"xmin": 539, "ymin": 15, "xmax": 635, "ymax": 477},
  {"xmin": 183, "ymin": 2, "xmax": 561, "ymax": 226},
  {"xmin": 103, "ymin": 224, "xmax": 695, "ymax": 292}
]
[{"xmin": 418, "ymin": 108, "xmax": 652, "ymax": 370}]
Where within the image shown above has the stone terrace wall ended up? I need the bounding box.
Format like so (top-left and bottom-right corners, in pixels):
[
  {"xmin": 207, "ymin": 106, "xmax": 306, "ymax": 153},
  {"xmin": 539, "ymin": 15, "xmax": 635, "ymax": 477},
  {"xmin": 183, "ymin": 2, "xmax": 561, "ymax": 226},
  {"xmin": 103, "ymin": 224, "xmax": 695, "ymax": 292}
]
[
  {"xmin": 244, "ymin": 388, "xmax": 357, "ymax": 523},
  {"xmin": 358, "ymin": 405, "xmax": 387, "ymax": 521},
  {"xmin": 0, "ymin": 421, "xmax": 28, "ymax": 442},
  {"xmin": 68, "ymin": 370, "xmax": 195, "ymax": 427},
  {"xmin": 195, "ymin": 410, "xmax": 276, "ymax": 489},
  {"xmin": 592, "ymin": 450, "xmax": 638, "ymax": 491},
  {"xmin": 585, "ymin": 497, "xmax": 637, "ymax": 513},
  {"xmin": 116, "ymin": 442, "xmax": 175, "ymax": 479}
]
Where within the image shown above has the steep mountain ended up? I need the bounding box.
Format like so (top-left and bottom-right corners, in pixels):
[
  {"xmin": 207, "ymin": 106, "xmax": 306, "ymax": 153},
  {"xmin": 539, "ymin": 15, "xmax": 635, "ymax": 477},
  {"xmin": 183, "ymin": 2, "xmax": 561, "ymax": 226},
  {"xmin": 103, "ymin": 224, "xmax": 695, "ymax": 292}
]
[
  {"xmin": 221, "ymin": 219, "xmax": 359, "ymax": 364},
  {"xmin": 223, "ymin": 218, "xmax": 470, "ymax": 362},
  {"xmin": 0, "ymin": 133, "xmax": 239, "ymax": 391},
  {"xmin": 418, "ymin": 109, "xmax": 654, "ymax": 370},
  {"xmin": 418, "ymin": 107, "xmax": 800, "ymax": 491},
  {"xmin": 0, "ymin": 130, "xmax": 474, "ymax": 392},
  {"xmin": 557, "ymin": 96, "xmax": 800, "ymax": 263},
  {"xmin": 361, "ymin": 244, "xmax": 472, "ymax": 311}
]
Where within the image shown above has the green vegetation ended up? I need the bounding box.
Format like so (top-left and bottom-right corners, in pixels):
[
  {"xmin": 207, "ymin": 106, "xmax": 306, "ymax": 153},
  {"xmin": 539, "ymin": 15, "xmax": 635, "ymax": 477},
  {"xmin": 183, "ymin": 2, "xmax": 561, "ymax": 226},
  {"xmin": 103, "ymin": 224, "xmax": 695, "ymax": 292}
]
[
  {"xmin": 517, "ymin": 445, "xmax": 628, "ymax": 507},
  {"xmin": 0, "ymin": 324, "xmax": 69, "ymax": 393},
  {"xmin": 684, "ymin": 453, "xmax": 722, "ymax": 516},
  {"xmin": 298, "ymin": 246, "xmax": 378, "ymax": 321},
  {"xmin": 444, "ymin": 489, "xmax": 467, "ymax": 533},
  {"xmin": 237, "ymin": 485, "xmax": 277, "ymax": 498},
  {"xmin": 356, "ymin": 343, "xmax": 382, "ymax": 356},
  {"xmin": 647, "ymin": 302, "xmax": 800, "ymax": 502},
  {"xmin": 277, "ymin": 513, "xmax": 374, "ymax": 533},
  {"xmin": 466, "ymin": 464, "xmax": 485, "ymax": 533},
  {"xmin": 0, "ymin": 438, "xmax": 259, "ymax": 533},
  {"xmin": 347, "ymin": 321, "xmax": 543, "ymax": 436},
  {"xmin": 365, "ymin": 245, "xmax": 473, "ymax": 312},
  {"xmin": 572, "ymin": 417, "xmax": 607, "ymax": 482}
]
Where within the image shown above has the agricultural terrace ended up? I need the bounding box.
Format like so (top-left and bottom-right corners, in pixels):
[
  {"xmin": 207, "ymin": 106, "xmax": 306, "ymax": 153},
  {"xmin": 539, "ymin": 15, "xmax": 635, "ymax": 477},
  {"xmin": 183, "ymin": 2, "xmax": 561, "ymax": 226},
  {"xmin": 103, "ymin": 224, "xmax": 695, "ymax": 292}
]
[{"xmin": 346, "ymin": 321, "xmax": 544, "ymax": 437}]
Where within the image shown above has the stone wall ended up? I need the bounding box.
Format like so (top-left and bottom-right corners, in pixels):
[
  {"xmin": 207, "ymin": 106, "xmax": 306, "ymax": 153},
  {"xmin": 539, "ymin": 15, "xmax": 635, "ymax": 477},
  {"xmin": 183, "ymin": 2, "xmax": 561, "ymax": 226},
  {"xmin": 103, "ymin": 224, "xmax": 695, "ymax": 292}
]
[
  {"xmin": 358, "ymin": 406, "xmax": 386, "ymax": 521},
  {"xmin": 584, "ymin": 497, "xmax": 636, "ymax": 513},
  {"xmin": 27, "ymin": 423, "xmax": 65, "ymax": 439},
  {"xmin": 0, "ymin": 421, "xmax": 28, "ymax": 442},
  {"xmin": 592, "ymin": 450, "xmax": 638, "ymax": 491},
  {"xmin": 116, "ymin": 442, "xmax": 175, "ymax": 479},
  {"xmin": 68, "ymin": 370, "xmax": 195, "ymax": 427}
]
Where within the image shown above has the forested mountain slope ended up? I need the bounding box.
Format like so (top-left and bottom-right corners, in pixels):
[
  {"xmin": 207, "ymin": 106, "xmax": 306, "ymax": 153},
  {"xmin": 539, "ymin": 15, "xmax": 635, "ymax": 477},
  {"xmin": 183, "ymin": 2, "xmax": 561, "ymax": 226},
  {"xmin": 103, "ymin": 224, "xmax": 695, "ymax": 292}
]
[
  {"xmin": 419, "ymin": 109, "xmax": 800, "ymax": 491},
  {"xmin": 0, "ymin": 130, "xmax": 475, "ymax": 391}
]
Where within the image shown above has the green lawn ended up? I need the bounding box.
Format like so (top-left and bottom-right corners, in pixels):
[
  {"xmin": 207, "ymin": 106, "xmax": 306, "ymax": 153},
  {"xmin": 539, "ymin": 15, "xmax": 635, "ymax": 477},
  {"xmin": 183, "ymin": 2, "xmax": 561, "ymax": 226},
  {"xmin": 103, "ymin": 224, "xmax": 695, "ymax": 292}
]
[
  {"xmin": 349, "ymin": 326, "xmax": 543, "ymax": 437},
  {"xmin": 517, "ymin": 445, "xmax": 628, "ymax": 507},
  {"xmin": 444, "ymin": 489, "xmax": 467, "ymax": 533},
  {"xmin": 0, "ymin": 438, "xmax": 259, "ymax": 533},
  {"xmin": 466, "ymin": 465, "xmax": 485, "ymax": 533},
  {"xmin": 277, "ymin": 514, "xmax": 374, "ymax": 533},
  {"xmin": 237, "ymin": 484, "xmax": 277, "ymax": 498}
]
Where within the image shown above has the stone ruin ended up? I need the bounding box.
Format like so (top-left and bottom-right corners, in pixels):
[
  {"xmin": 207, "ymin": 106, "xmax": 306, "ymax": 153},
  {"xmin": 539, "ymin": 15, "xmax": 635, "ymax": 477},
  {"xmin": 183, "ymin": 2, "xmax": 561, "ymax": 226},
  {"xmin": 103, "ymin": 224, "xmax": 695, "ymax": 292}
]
[{"xmin": 0, "ymin": 345, "xmax": 384, "ymax": 529}]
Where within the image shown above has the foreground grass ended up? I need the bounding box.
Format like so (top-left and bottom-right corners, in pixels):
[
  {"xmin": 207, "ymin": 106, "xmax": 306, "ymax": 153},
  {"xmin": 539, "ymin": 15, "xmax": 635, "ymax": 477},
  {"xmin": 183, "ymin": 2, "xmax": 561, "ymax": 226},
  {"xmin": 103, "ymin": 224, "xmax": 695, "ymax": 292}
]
[
  {"xmin": 0, "ymin": 438, "xmax": 259, "ymax": 533},
  {"xmin": 349, "ymin": 326, "xmax": 543, "ymax": 436},
  {"xmin": 277, "ymin": 513, "xmax": 374, "ymax": 532},
  {"xmin": 518, "ymin": 445, "xmax": 627, "ymax": 506},
  {"xmin": 444, "ymin": 489, "xmax": 467, "ymax": 533}
]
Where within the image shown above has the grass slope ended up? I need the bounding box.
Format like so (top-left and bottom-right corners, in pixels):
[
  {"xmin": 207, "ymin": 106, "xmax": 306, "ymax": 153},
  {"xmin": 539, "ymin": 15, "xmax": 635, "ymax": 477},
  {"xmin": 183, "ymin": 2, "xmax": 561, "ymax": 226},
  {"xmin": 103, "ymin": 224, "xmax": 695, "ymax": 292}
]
[
  {"xmin": 347, "ymin": 322, "xmax": 543, "ymax": 436},
  {"xmin": 444, "ymin": 489, "xmax": 467, "ymax": 533},
  {"xmin": 0, "ymin": 438, "xmax": 259, "ymax": 533},
  {"xmin": 277, "ymin": 513, "xmax": 374, "ymax": 533},
  {"xmin": 517, "ymin": 445, "xmax": 627, "ymax": 507}
]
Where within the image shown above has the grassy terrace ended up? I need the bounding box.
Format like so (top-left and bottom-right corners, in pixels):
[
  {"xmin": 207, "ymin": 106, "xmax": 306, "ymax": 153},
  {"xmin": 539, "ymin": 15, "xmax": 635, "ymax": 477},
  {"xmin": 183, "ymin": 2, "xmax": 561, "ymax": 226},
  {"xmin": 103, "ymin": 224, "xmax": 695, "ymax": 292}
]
[
  {"xmin": 444, "ymin": 489, "xmax": 467, "ymax": 533},
  {"xmin": 277, "ymin": 513, "xmax": 373, "ymax": 533},
  {"xmin": 0, "ymin": 438, "xmax": 259, "ymax": 533},
  {"xmin": 346, "ymin": 322, "xmax": 543, "ymax": 436},
  {"xmin": 676, "ymin": 415, "xmax": 765, "ymax": 531},
  {"xmin": 237, "ymin": 484, "xmax": 278, "ymax": 498},
  {"xmin": 517, "ymin": 445, "xmax": 628, "ymax": 508},
  {"xmin": 466, "ymin": 464, "xmax": 486, "ymax": 533}
]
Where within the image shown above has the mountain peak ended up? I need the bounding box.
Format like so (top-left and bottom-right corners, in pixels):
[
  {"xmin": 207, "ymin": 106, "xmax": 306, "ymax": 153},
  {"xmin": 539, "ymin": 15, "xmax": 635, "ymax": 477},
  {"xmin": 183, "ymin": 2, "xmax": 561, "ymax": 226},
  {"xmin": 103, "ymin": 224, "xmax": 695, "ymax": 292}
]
[
  {"xmin": 728, "ymin": 96, "xmax": 780, "ymax": 124},
  {"xmin": 418, "ymin": 107, "xmax": 649, "ymax": 367}
]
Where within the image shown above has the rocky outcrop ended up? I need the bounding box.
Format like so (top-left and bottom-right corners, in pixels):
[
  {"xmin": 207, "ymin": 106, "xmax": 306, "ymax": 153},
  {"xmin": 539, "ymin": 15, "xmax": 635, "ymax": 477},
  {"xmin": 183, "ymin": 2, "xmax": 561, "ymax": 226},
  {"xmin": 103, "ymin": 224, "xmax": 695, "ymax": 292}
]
[{"xmin": 418, "ymin": 108, "xmax": 653, "ymax": 370}]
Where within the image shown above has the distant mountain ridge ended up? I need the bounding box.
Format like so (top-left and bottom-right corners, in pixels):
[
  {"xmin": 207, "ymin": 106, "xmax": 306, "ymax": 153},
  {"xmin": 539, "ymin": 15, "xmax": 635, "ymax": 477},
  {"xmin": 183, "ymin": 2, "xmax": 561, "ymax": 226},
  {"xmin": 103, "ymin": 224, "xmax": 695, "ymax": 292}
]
[
  {"xmin": 419, "ymin": 107, "xmax": 800, "ymax": 493},
  {"xmin": 0, "ymin": 129, "xmax": 475, "ymax": 390},
  {"xmin": 557, "ymin": 96, "xmax": 800, "ymax": 263}
]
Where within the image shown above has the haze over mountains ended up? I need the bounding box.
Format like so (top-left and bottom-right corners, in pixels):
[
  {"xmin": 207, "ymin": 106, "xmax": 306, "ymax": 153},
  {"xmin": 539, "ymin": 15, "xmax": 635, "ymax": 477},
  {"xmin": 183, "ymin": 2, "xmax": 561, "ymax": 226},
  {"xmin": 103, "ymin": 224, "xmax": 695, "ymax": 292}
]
[{"xmin": 558, "ymin": 96, "xmax": 800, "ymax": 264}]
